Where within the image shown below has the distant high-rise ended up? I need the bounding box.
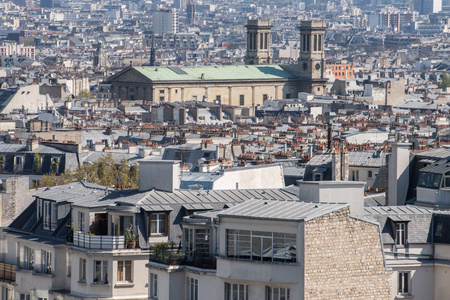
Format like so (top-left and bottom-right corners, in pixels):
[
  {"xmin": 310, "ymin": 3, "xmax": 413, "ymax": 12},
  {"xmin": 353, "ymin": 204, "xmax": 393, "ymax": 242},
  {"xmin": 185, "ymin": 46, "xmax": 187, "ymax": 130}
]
[
  {"xmin": 414, "ymin": 0, "xmax": 442, "ymax": 14},
  {"xmin": 40, "ymin": 0, "xmax": 54, "ymax": 8},
  {"xmin": 244, "ymin": 19, "xmax": 272, "ymax": 65},
  {"xmin": 173, "ymin": 0, "xmax": 187, "ymax": 10},
  {"xmin": 186, "ymin": 0, "xmax": 195, "ymax": 24},
  {"xmin": 153, "ymin": 9, "xmax": 179, "ymax": 35}
]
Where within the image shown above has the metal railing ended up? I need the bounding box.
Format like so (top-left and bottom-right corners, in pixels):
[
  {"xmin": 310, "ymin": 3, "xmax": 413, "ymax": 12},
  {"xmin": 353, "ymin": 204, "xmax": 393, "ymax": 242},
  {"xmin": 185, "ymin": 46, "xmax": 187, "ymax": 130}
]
[
  {"xmin": 0, "ymin": 262, "xmax": 16, "ymax": 282},
  {"xmin": 73, "ymin": 232, "xmax": 125, "ymax": 250},
  {"xmin": 149, "ymin": 248, "xmax": 216, "ymax": 270}
]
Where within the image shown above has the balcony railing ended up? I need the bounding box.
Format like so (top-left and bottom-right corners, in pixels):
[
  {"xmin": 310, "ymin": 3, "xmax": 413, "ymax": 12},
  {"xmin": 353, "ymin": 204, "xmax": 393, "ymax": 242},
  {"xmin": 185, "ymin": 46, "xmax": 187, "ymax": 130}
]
[
  {"xmin": 149, "ymin": 248, "xmax": 216, "ymax": 270},
  {"xmin": 73, "ymin": 232, "xmax": 125, "ymax": 250},
  {"xmin": 0, "ymin": 262, "xmax": 16, "ymax": 282}
]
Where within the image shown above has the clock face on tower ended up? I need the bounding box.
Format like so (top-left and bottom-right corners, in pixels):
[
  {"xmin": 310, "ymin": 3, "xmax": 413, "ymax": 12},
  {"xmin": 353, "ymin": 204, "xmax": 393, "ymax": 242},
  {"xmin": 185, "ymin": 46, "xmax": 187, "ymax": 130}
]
[
  {"xmin": 315, "ymin": 63, "xmax": 321, "ymax": 70},
  {"xmin": 302, "ymin": 62, "xmax": 308, "ymax": 71}
]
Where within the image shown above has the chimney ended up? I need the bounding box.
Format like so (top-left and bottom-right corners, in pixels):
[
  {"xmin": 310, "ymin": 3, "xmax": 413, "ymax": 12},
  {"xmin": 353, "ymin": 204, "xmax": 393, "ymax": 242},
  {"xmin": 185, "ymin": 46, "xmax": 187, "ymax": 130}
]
[
  {"xmin": 26, "ymin": 139, "xmax": 39, "ymax": 151},
  {"xmin": 298, "ymin": 181, "xmax": 365, "ymax": 217},
  {"xmin": 139, "ymin": 160, "xmax": 181, "ymax": 192},
  {"xmin": 387, "ymin": 142, "xmax": 412, "ymax": 206}
]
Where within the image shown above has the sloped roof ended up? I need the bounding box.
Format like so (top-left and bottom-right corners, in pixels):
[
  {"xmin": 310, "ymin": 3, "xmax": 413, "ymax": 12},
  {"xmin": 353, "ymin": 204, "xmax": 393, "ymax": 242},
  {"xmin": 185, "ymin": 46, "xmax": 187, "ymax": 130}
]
[
  {"xmin": 218, "ymin": 199, "xmax": 348, "ymax": 221},
  {"xmin": 132, "ymin": 65, "xmax": 297, "ymax": 82}
]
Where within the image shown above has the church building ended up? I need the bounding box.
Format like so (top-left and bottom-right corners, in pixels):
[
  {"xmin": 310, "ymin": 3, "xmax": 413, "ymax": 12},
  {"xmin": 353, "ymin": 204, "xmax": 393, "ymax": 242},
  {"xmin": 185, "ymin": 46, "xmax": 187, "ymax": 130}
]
[{"xmin": 108, "ymin": 20, "xmax": 327, "ymax": 107}]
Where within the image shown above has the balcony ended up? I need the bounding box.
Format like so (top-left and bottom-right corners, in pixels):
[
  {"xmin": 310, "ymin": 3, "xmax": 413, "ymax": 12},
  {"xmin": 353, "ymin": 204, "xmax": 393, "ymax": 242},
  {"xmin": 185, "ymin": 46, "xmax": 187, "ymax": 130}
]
[
  {"xmin": 0, "ymin": 262, "xmax": 16, "ymax": 282},
  {"xmin": 149, "ymin": 248, "xmax": 216, "ymax": 270},
  {"xmin": 73, "ymin": 232, "xmax": 125, "ymax": 250}
]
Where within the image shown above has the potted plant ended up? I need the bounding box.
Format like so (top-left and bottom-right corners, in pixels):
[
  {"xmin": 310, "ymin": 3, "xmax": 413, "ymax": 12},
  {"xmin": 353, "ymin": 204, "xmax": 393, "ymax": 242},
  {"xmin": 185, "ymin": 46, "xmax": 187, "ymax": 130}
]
[{"xmin": 125, "ymin": 224, "xmax": 137, "ymax": 249}]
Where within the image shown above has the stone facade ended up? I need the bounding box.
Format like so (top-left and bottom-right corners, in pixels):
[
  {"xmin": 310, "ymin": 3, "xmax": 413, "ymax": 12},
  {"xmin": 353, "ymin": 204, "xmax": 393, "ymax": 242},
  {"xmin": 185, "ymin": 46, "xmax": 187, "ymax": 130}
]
[
  {"xmin": 304, "ymin": 207, "xmax": 391, "ymax": 299},
  {"xmin": 0, "ymin": 176, "xmax": 36, "ymax": 227}
]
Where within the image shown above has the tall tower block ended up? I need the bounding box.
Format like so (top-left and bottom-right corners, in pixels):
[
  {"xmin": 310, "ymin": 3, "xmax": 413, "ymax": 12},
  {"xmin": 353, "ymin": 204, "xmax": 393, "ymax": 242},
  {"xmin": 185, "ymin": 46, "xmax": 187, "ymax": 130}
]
[
  {"xmin": 298, "ymin": 20, "xmax": 327, "ymax": 95},
  {"xmin": 244, "ymin": 19, "xmax": 272, "ymax": 65}
]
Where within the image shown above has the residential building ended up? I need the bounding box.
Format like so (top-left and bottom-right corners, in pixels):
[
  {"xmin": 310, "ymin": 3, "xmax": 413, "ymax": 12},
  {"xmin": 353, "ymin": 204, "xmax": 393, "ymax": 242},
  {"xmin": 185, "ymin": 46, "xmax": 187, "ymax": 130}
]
[
  {"xmin": 414, "ymin": 0, "xmax": 442, "ymax": 14},
  {"xmin": 147, "ymin": 197, "xmax": 391, "ymax": 299},
  {"xmin": 153, "ymin": 9, "xmax": 179, "ymax": 35},
  {"xmin": 365, "ymin": 205, "xmax": 450, "ymax": 299},
  {"xmin": 0, "ymin": 42, "xmax": 35, "ymax": 60}
]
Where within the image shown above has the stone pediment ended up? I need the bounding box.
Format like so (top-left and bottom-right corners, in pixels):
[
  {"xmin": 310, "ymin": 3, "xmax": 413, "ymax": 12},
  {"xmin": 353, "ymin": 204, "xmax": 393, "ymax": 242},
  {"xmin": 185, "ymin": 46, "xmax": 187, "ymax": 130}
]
[{"xmin": 108, "ymin": 67, "xmax": 152, "ymax": 83}]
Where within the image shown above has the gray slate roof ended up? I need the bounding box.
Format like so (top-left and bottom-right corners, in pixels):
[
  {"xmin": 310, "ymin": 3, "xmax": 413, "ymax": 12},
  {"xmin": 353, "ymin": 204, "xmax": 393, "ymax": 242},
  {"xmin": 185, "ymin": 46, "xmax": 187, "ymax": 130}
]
[{"xmin": 365, "ymin": 206, "xmax": 433, "ymax": 244}]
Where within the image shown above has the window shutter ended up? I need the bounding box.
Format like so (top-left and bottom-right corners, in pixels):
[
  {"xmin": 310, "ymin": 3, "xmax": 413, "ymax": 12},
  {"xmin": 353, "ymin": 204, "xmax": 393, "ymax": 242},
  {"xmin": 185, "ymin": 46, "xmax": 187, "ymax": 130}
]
[{"xmin": 165, "ymin": 213, "xmax": 169, "ymax": 237}]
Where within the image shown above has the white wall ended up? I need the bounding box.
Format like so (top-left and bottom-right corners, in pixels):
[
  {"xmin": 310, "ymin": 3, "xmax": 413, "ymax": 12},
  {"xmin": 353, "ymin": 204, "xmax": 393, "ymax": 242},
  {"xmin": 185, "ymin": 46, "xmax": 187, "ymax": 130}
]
[{"xmin": 213, "ymin": 164, "xmax": 284, "ymax": 190}]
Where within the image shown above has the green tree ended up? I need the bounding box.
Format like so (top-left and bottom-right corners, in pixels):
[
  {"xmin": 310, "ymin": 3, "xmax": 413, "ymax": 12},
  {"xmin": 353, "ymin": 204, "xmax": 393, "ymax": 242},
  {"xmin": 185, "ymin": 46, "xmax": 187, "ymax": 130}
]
[
  {"xmin": 97, "ymin": 153, "xmax": 117, "ymax": 186},
  {"xmin": 58, "ymin": 169, "xmax": 75, "ymax": 185},
  {"xmin": 32, "ymin": 153, "xmax": 42, "ymax": 173},
  {"xmin": 39, "ymin": 172, "xmax": 58, "ymax": 187},
  {"xmin": 439, "ymin": 73, "xmax": 450, "ymax": 90},
  {"xmin": 77, "ymin": 89, "xmax": 94, "ymax": 99}
]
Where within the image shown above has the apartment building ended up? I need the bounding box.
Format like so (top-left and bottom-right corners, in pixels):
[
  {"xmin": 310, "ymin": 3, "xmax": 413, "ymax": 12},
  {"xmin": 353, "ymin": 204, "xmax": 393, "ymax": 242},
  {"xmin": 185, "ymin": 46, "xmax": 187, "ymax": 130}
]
[
  {"xmin": 146, "ymin": 197, "xmax": 391, "ymax": 299},
  {"xmin": 0, "ymin": 42, "xmax": 35, "ymax": 60}
]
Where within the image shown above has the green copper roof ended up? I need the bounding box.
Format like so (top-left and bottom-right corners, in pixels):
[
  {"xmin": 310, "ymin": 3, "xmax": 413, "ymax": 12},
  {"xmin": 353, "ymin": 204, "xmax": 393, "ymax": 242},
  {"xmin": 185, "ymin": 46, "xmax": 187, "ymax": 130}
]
[{"xmin": 133, "ymin": 65, "xmax": 297, "ymax": 81}]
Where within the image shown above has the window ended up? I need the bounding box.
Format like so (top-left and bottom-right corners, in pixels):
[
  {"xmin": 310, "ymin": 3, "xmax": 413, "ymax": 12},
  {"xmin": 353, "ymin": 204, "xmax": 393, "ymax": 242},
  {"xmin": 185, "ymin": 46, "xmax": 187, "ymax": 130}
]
[
  {"xmin": 184, "ymin": 228, "xmax": 210, "ymax": 255},
  {"xmin": 78, "ymin": 211, "xmax": 85, "ymax": 232},
  {"xmin": 159, "ymin": 90, "xmax": 164, "ymax": 94},
  {"xmin": 318, "ymin": 34, "xmax": 322, "ymax": 51},
  {"xmin": 117, "ymin": 260, "xmax": 132, "ymax": 282},
  {"xmin": 42, "ymin": 200, "xmax": 57, "ymax": 230},
  {"xmin": 23, "ymin": 246, "xmax": 34, "ymax": 270},
  {"xmin": 79, "ymin": 258, "xmax": 86, "ymax": 282},
  {"xmin": 368, "ymin": 170, "xmax": 373, "ymax": 178},
  {"xmin": 19, "ymin": 295, "xmax": 30, "ymax": 300},
  {"xmin": 264, "ymin": 32, "xmax": 268, "ymax": 49},
  {"xmin": 41, "ymin": 250, "xmax": 51, "ymax": 274},
  {"xmin": 286, "ymin": 93, "xmax": 290, "ymax": 99},
  {"xmin": 159, "ymin": 96, "xmax": 165, "ymax": 101},
  {"xmin": 15, "ymin": 156, "xmax": 24, "ymax": 170},
  {"xmin": 216, "ymin": 95, "xmax": 221, "ymax": 101},
  {"xmin": 150, "ymin": 213, "xmax": 167, "ymax": 236},
  {"xmin": 395, "ymin": 222, "xmax": 407, "ymax": 246},
  {"xmin": 263, "ymin": 94, "xmax": 268, "ymax": 101},
  {"xmin": 150, "ymin": 273, "xmax": 158, "ymax": 299},
  {"xmin": 418, "ymin": 172, "xmax": 442, "ymax": 189},
  {"xmin": 227, "ymin": 230, "xmax": 296, "ymax": 262},
  {"xmin": 2, "ymin": 286, "xmax": 13, "ymax": 300},
  {"xmin": 94, "ymin": 260, "xmax": 108, "ymax": 284},
  {"xmin": 225, "ymin": 283, "xmax": 248, "ymax": 300},
  {"xmin": 239, "ymin": 95, "xmax": 244, "ymax": 106},
  {"xmin": 314, "ymin": 34, "xmax": 317, "ymax": 51},
  {"xmin": 266, "ymin": 286, "xmax": 290, "ymax": 300},
  {"xmin": 187, "ymin": 277, "xmax": 198, "ymax": 300},
  {"xmin": 398, "ymin": 272, "xmax": 410, "ymax": 295}
]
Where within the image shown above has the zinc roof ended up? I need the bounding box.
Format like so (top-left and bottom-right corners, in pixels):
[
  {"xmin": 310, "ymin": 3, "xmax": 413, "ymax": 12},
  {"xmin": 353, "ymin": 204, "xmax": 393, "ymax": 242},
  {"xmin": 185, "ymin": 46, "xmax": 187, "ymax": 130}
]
[
  {"xmin": 133, "ymin": 65, "xmax": 297, "ymax": 82},
  {"xmin": 420, "ymin": 160, "xmax": 450, "ymax": 174},
  {"xmin": 137, "ymin": 188, "xmax": 299, "ymax": 211},
  {"xmin": 218, "ymin": 199, "xmax": 348, "ymax": 221}
]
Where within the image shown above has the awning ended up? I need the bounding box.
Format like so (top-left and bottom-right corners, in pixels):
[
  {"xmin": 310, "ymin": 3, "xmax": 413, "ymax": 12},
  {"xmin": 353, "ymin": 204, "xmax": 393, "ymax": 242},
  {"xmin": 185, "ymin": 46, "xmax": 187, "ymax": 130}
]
[{"xmin": 388, "ymin": 215, "xmax": 411, "ymax": 222}]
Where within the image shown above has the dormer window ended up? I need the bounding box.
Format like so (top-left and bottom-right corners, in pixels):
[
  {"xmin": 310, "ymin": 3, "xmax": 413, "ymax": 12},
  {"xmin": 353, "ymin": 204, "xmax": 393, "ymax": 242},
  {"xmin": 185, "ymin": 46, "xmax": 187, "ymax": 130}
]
[
  {"xmin": 37, "ymin": 199, "xmax": 57, "ymax": 231},
  {"xmin": 395, "ymin": 222, "xmax": 407, "ymax": 246}
]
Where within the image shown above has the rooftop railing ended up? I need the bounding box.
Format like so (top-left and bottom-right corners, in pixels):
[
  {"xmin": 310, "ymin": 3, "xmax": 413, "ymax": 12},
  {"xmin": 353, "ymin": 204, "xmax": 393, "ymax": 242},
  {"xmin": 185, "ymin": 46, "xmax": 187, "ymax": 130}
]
[
  {"xmin": 149, "ymin": 248, "xmax": 216, "ymax": 270},
  {"xmin": 73, "ymin": 232, "xmax": 125, "ymax": 250}
]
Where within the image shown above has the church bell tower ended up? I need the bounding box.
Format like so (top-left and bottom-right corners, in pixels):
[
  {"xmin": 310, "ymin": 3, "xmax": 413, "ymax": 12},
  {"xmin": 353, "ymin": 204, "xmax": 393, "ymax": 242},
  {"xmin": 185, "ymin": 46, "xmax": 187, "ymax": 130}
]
[
  {"xmin": 245, "ymin": 19, "xmax": 272, "ymax": 65},
  {"xmin": 298, "ymin": 20, "xmax": 327, "ymax": 95}
]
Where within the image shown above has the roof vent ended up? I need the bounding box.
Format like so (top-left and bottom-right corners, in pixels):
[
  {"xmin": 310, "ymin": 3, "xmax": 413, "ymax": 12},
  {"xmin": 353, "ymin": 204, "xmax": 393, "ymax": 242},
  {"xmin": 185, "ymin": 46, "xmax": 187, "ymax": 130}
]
[{"xmin": 263, "ymin": 201, "xmax": 268, "ymax": 204}]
